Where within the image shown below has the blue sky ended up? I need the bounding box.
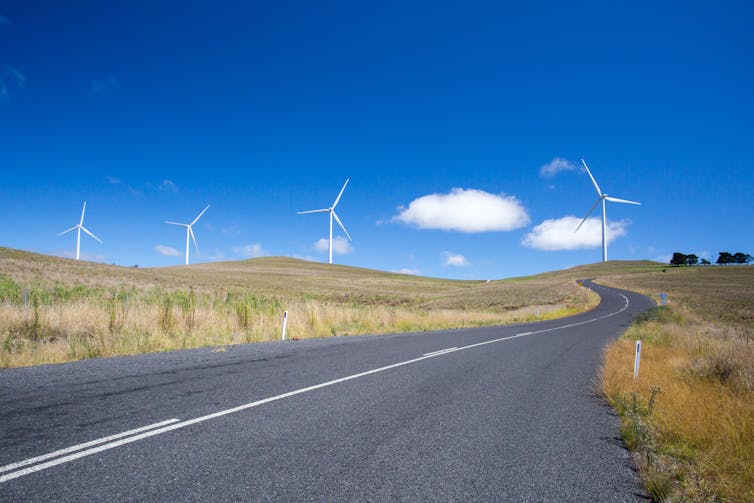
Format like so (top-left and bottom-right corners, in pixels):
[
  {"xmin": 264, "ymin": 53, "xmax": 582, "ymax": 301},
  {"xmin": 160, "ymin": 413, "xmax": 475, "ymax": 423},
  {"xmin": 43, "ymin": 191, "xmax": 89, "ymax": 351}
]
[{"xmin": 1, "ymin": 1, "xmax": 752, "ymax": 279}]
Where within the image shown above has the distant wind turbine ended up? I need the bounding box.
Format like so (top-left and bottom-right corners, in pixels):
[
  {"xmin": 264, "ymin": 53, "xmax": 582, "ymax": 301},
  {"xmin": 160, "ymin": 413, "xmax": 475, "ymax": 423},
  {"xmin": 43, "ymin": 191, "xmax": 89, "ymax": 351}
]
[
  {"xmin": 165, "ymin": 205, "xmax": 210, "ymax": 265},
  {"xmin": 57, "ymin": 201, "xmax": 102, "ymax": 261},
  {"xmin": 575, "ymin": 159, "xmax": 640, "ymax": 262},
  {"xmin": 297, "ymin": 179, "xmax": 352, "ymax": 264}
]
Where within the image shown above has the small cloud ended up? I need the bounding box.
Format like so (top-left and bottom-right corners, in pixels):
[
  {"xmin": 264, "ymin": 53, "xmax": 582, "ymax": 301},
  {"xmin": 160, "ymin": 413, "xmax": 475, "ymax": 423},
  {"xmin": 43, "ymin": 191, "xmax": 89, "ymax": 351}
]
[
  {"xmin": 393, "ymin": 188, "xmax": 529, "ymax": 233},
  {"xmin": 221, "ymin": 224, "xmax": 242, "ymax": 236},
  {"xmin": 653, "ymin": 254, "xmax": 672, "ymax": 264},
  {"xmin": 206, "ymin": 249, "xmax": 226, "ymax": 261},
  {"xmin": 314, "ymin": 236, "xmax": 354, "ymax": 255},
  {"xmin": 442, "ymin": 252, "xmax": 470, "ymax": 267},
  {"xmin": 392, "ymin": 268, "xmax": 421, "ymax": 275},
  {"xmin": 232, "ymin": 243, "xmax": 265, "ymax": 258},
  {"xmin": 105, "ymin": 176, "xmax": 121, "ymax": 185},
  {"xmin": 539, "ymin": 157, "xmax": 579, "ymax": 178},
  {"xmin": 58, "ymin": 250, "xmax": 106, "ymax": 262},
  {"xmin": 159, "ymin": 179, "xmax": 178, "ymax": 192},
  {"xmin": 154, "ymin": 244, "xmax": 182, "ymax": 257},
  {"xmin": 1, "ymin": 65, "xmax": 26, "ymax": 102},
  {"xmin": 90, "ymin": 75, "xmax": 118, "ymax": 94},
  {"xmin": 521, "ymin": 215, "xmax": 629, "ymax": 251}
]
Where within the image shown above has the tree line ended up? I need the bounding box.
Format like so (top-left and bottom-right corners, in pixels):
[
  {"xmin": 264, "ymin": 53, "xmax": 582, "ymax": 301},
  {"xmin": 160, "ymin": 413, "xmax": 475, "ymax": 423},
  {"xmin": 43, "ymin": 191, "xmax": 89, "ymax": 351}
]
[{"xmin": 670, "ymin": 251, "xmax": 753, "ymax": 266}]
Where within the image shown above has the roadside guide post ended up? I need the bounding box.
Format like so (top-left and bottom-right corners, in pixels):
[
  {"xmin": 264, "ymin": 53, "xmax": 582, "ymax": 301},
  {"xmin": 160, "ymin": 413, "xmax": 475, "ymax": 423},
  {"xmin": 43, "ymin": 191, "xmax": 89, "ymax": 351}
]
[
  {"xmin": 659, "ymin": 292, "xmax": 667, "ymax": 306},
  {"xmin": 633, "ymin": 340, "xmax": 642, "ymax": 381},
  {"xmin": 281, "ymin": 310, "xmax": 288, "ymax": 341}
]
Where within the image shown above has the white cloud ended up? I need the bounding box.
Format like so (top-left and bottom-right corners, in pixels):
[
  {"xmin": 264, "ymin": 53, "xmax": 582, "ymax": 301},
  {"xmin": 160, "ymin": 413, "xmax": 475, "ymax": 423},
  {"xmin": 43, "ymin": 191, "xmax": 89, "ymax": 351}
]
[
  {"xmin": 232, "ymin": 243, "xmax": 265, "ymax": 258},
  {"xmin": 393, "ymin": 188, "xmax": 529, "ymax": 233},
  {"xmin": 539, "ymin": 157, "xmax": 579, "ymax": 178},
  {"xmin": 90, "ymin": 75, "xmax": 117, "ymax": 94},
  {"xmin": 521, "ymin": 215, "xmax": 628, "ymax": 251},
  {"xmin": 392, "ymin": 268, "xmax": 421, "ymax": 275},
  {"xmin": 313, "ymin": 236, "xmax": 354, "ymax": 255},
  {"xmin": 1, "ymin": 65, "xmax": 26, "ymax": 102},
  {"xmin": 58, "ymin": 250, "xmax": 106, "ymax": 262},
  {"xmin": 653, "ymin": 254, "xmax": 672, "ymax": 264},
  {"xmin": 154, "ymin": 244, "xmax": 182, "ymax": 257},
  {"xmin": 222, "ymin": 224, "xmax": 242, "ymax": 236},
  {"xmin": 105, "ymin": 176, "xmax": 121, "ymax": 184},
  {"xmin": 159, "ymin": 179, "xmax": 179, "ymax": 192},
  {"xmin": 442, "ymin": 252, "xmax": 470, "ymax": 267}
]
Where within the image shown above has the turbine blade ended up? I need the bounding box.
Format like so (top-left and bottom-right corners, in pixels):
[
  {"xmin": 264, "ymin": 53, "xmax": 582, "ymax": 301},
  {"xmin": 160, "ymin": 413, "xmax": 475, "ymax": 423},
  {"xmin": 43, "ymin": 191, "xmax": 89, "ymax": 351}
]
[
  {"xmin": 57, "ymin": 226, "xmax": 78, "ymax": 236},
  {"xmin": 581, "ymin": 159, "xmax": 603, "ymax": 196},
  {"xmin": 575, "ymin": 198, "xmax": 601, "ymax": 232},
  {"xmin": 165, "ymin": 221, "xmax": 188, "ymax": 226},
  {"xmin": 332, "ymin": 211, "xmax": 352, "ymax": 241},
  {"xmin": 79, "ymin": 201, "xmax": 87, "ymax": 226},
  {"xmin": 332, "ymin": 179, "xmax": 349, "ymax": 208},
  {"xmin": 605, "ymin": 196, "xmax": 641, "ymax": 205},
  {"xmin": 296, "ymin": 208, "xmax": 329, "ymax": 214},
  {"xmin": 191, "ymin": 204, "xmax": 210, "ymax": 225},
  {"xmin": 80, "ymin": 226, "xmax": 103, "ymax": 243},
  {"xmin": 189, "ymin": 227, "xmax": 200, "ymax": 255}
]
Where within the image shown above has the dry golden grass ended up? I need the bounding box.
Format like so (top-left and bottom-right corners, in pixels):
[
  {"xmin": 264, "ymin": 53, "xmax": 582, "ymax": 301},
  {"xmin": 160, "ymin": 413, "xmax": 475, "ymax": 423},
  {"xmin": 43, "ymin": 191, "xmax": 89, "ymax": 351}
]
[
  {"xmin": 600, "ymin": 266, "xmax": 754, "ymax": 502},
  {"xmin": 0, "ymin": 246, "xmax": 603, "ymax": 368}
]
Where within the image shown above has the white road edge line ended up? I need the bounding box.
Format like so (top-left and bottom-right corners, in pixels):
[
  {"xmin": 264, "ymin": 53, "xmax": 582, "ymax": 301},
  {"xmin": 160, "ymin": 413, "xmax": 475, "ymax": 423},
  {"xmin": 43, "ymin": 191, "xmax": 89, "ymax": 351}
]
[
  {"xmin": 1, "ymin": 292, "xmax": 630, "ymax": 484},
  {"xmin": 423, "ymin": 347, "xmax": 458, "ymax": 357}
]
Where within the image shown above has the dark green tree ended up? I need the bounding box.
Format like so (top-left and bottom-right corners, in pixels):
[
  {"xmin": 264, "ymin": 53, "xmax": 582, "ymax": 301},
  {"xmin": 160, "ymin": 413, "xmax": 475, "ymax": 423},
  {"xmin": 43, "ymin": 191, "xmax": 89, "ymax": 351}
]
[
  {"xmin": 733, "ymin": 252, "xmax": 748, "ymax": 264},
  {"xmin": 700, "ymin": 258, "xmax": 711, "ymax": 265},
  {"xmin": 717, "ymin": 252, "xmax": 733, "ymax": 265},
  {"xmin": 686, "ymin": 254, "xmax": 698, "ymax": 266},
  {"xmin": 670, "ymin": 252, "xmax": 688, "ymax": 266}
]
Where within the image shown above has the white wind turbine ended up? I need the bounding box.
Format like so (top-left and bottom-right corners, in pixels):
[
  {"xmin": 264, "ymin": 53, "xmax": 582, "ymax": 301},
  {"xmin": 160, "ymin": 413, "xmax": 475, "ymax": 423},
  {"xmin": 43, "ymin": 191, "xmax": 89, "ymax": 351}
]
[
  {"xmin": 297, "ymin": 179, "xmax": 352, "ymax": 264},
  {"xmin": 575, "ymin": 159, "xmax": 641, "ymax": 262},
  {"xmin": 165, "ymin": 205, "xmax": 210, "ymax": 265},
  {"xmin": 57, "ymin": 201, "xmax": 102, "ymax": 261}
]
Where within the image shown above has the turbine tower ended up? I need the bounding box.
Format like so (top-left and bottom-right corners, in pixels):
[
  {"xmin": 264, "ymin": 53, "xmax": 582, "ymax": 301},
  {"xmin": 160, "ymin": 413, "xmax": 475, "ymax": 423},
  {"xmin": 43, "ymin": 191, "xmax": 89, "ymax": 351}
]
[
  {"xmin": 297, "ymin": 179, "xmax": 352, "ymax": 264},
  {"xmin": 165, "ymin": 205, "xmax": 210, "ymax": 265},
  {"xmin": 575, "ymin": 159, "xmax": 640, "ymax": 262},
  {"xmin": 57, "ymin": 201, "xmax": 102, "ymax": 261}
]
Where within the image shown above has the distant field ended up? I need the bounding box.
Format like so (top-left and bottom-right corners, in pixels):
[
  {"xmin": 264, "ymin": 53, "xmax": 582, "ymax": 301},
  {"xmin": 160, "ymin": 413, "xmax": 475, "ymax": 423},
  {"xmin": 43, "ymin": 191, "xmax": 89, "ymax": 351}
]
[{"xmin": 0, "ymin": 247, "xmax": 616, "ymax": 367}]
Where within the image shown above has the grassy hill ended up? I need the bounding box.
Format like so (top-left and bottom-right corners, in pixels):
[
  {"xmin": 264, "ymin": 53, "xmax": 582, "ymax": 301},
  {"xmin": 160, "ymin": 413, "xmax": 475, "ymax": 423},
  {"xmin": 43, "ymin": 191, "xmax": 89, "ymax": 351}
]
[{"xmin": 1, "ymin": 246, "xmax": 611, "ymax": 367}]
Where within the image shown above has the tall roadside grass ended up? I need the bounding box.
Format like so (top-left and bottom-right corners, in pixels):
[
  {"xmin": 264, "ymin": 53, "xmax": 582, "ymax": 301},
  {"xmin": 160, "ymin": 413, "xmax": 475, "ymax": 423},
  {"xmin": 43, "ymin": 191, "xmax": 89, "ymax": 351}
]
[
  {"xmin": 0, "ymin": 275, "xmax": 598, "ymax": 368},
  {"xmin": 601, "ymin": 305, "xmax": 754, "ymax": 502}
]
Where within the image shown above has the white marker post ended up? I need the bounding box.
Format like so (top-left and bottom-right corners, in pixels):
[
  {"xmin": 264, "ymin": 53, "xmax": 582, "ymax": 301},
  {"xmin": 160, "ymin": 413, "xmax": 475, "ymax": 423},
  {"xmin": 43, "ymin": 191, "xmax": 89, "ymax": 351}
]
[
  {"xmin": 633, "ymin": 340, "xmax": 642, "ymax": 381},
  {"xmin": 281, "ymin": 310, "xmax": 288, "ymax": 341}
]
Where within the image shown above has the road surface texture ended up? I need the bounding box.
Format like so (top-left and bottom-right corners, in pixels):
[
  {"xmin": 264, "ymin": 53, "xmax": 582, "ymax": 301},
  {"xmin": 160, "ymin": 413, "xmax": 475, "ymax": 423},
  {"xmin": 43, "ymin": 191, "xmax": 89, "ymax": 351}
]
[{"xmin": 1, "ymin": 280, "xmax": 654, "ymax": 501}]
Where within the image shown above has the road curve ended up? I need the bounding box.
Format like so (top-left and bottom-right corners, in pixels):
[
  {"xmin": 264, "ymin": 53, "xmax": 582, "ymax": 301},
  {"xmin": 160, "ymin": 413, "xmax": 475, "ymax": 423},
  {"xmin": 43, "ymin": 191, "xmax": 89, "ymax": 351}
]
[{"xmin": 0, "ymin": 280, "xmax": 655, "ymax": 501}]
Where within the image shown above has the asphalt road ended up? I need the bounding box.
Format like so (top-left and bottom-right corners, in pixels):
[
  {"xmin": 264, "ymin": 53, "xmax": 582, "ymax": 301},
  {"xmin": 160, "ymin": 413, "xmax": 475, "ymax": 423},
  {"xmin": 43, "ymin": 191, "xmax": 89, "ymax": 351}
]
[{"xmin": 0, "ymin": 280, "xmax": 655, "ymax": 501}]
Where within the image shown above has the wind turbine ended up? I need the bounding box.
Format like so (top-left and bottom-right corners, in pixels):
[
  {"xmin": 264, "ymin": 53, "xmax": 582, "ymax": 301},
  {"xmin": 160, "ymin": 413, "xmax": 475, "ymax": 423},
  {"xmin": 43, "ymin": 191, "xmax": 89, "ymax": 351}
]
[
  {"xmin": 165, "ymin": 205, "xmax": 210, "ymax": 265},
  {"xmin": 575, "ymin": 159, "xmax": 641, "ymax": 262},
  {"xmin": 57, "ymin": 201, "xmax": 102, "ymax": 261},
  {"xmin": 297, "ymin": 179, "xmax": 351, "ymax": 264}
]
